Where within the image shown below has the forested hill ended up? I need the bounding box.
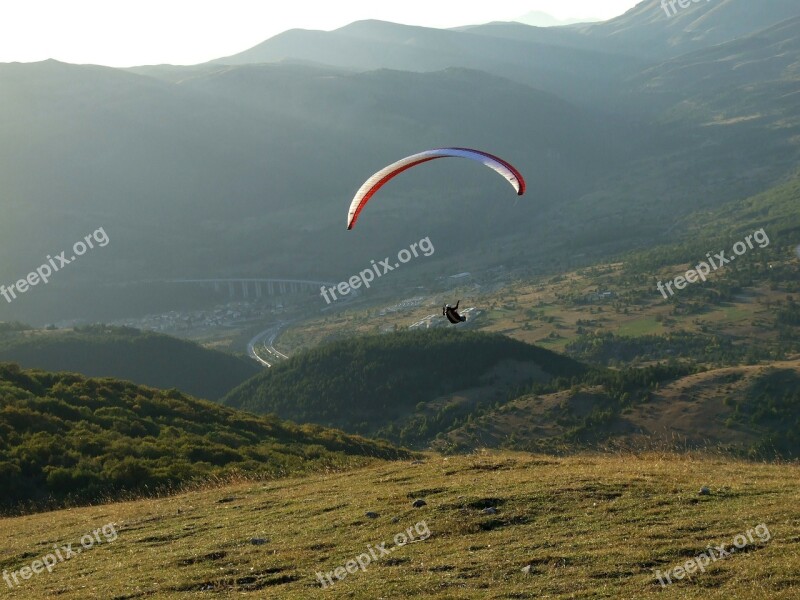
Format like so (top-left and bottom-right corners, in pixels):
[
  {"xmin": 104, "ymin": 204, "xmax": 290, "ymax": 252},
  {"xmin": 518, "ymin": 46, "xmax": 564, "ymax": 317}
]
[
  {"xmin": 223, "ymin": 329, "xmax": 587, "ymax": 442},
  {"xmin": 0, "ymin": 324, "xmax": 259, "ymax": 400},
  {"xmin": 0, "ymin": 363, "xmax": 409, "ymax": 514}
]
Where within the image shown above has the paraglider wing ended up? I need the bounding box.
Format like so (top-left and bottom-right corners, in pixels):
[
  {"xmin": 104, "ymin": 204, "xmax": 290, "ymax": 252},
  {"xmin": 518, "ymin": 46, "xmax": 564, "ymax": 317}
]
[{"xmin": 346, "ymin": 147, "xmax": 525, "ymax": 230}]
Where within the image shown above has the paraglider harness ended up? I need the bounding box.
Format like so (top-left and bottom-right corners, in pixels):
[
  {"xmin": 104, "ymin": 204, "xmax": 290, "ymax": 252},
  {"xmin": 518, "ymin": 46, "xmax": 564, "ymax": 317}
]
[{"xmin": 443, "ymin": 301, "xmax": 466, "ymax": 324}]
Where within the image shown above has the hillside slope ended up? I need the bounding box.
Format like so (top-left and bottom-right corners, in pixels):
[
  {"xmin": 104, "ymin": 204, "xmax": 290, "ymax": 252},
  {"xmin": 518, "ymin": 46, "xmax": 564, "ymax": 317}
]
[
  {"xmin": 0, "ymin": 363, "xmax": 409, "ymax": 513},
  {"xmin": 464, "ymin": 1, "xmax": 800, "ymax": 60},
  {"xmin": 630, "ymin": 16, "xmax": 800, "ymax": 140},
  {"xmin": 213, "ymin": 19, "xmax": 645, "ymax": 105},
  {"xmin": 0, "ymin": 325, "xmax": 259, "ymax": 400},
  {"xmin": 1, "ymin": 451, "xmax": 797, "ymax": 599},
  {"xmin": 577, "ymin": 0, "xmax": 800, "ymax": 57},
  {"xmin": 223, "ymin": 330, "xmax": 586, "ymax": 446},
  {"xmin": 439, "ymin": 360, "xmax": 800, "ymax": 457}
]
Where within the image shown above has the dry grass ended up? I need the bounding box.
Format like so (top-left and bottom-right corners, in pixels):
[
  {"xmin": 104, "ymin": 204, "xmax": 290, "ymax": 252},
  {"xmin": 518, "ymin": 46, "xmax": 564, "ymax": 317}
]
[{"xmin": 2, "ymin": 451, "xmax": 798, "ymax": 599}]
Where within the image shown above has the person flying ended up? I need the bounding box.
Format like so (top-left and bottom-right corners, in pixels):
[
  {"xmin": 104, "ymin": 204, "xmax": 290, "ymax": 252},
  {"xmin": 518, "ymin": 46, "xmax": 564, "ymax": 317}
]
[{"xmin": 443, "ymin": 301, "xmax": 466, "ymax": 324}]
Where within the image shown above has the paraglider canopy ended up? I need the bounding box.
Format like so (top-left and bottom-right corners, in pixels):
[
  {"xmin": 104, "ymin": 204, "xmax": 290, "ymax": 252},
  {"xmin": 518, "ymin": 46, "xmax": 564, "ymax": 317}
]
[{"xmin": 346, "ymin": 147, "xmax": 526, "ymax": 230}]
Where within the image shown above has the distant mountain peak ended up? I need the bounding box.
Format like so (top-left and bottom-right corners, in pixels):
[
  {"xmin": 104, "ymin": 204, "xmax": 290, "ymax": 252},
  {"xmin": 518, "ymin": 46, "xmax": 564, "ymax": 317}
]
[{"xmin": 514, "ymin": 10, "xmax": 600, "ymax": 27}]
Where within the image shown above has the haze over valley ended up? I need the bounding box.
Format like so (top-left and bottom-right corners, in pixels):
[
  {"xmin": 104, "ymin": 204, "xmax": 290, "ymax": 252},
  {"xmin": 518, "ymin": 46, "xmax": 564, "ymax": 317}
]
[{"xmin": 1, "ymin": 2, "xmax": 799, "ymax": 598}]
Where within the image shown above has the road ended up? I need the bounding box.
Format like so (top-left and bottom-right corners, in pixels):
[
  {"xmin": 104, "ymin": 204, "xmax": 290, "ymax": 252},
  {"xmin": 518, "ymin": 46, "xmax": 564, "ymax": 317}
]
[{"xmin": 247, "ymin": 322, "xmax": 289, "ymax": 367}]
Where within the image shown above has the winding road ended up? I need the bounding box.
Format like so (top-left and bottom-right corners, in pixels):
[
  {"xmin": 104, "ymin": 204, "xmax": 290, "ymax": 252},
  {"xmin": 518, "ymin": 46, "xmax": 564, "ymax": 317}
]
[{"xmin": 247, "ymin": 322, "xmax": 289, "ymax": 367}]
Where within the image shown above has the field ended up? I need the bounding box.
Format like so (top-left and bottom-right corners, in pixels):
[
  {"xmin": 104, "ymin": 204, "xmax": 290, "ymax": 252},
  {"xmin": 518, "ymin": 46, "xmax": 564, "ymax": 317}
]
[{"xmin": 3, "ymin": 451, "xmax": 798, "ymax": 599}]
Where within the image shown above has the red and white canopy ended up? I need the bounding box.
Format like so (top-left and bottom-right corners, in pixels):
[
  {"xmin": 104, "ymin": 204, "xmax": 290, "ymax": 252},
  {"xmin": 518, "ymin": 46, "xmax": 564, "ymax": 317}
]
[{"xmin": 347, "ymin": 147, "xmax": 526, "ymax": 230}]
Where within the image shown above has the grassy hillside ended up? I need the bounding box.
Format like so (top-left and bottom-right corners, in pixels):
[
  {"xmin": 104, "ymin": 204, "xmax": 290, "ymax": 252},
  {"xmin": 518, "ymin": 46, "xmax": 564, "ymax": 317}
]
[
  {"xmin": 1, "ymin": 451, "xmax": 797, "ymax": 599},
  {"xmin": 225, "ymin": 318, "xmax": 800, "ymax": 459},
  {"xmin": 0, "ymin": 363, "xmax": 410, "ymax": 514},
  {"xmin": 439, "ymin": 360, "xmax": 800, "ymax": 458},
  {"xmin": 0, "ymin": 325, "xmax": 259, "ymax": 400},
  {"xmin": 224, "ymin": 329, "xmax": 586, "ymax": 446}
]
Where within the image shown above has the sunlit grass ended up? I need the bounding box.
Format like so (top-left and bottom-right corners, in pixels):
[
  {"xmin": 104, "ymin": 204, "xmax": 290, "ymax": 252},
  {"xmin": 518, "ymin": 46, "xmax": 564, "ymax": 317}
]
[
  {"xmin": 3, "ymin": 451, "xmax": 798, "ymax": 599},
  {"xmin": 614, "ymin": 317, "xmax": 665, "ymax": 337}
]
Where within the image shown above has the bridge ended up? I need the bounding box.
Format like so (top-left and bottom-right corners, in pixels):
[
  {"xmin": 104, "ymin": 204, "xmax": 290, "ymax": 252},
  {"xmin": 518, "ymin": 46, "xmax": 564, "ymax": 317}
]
[{"xmin": 170, "ymin": 278, "xmax": 335, "ymax": 300}]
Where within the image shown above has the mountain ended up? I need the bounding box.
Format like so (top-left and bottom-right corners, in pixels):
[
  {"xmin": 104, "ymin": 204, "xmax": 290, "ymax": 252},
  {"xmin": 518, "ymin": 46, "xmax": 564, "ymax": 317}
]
[
  {"xmin": 630, "ymin": 16, "xmax": 800, "ymax": 126},
  {"xmin": 200, "ymin": 4, "xmax": 800, "ymax": 258},
  {"xmin": 513, "ymin": 11, "xmax": 598, "ymax": 27},
  {"xmin": 223, "ymin": 329, "xmax": 587, "ymax": 446},
  {"xmin": 452, "ymin": 1, "xmax": 800, "ymax": 61},
  {"xmin": 0, "ymin": 363, "xmax": 409, "ymax": 513},
  {"xmin": 0, "ymin": 325, "xmax": 259, "ymax": 400},
  {"xmin": 2, "ymin": 2, "xmax": 799, "ymax": 326},
  {"xmin": 0, "ymin": 60, "xmax": 627, "ymax": 324},
  {"xmin": 212, "ymin": 19, "xmax": 647, "ymax": 107},
  {"xmin": 575, "ymin": 0, "xmax": 800, "ymax": 57}
]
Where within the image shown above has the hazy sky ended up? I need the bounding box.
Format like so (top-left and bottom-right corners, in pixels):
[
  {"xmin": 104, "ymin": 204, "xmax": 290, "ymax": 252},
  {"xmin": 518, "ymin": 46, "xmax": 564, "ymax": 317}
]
[{"xmin": 0, "ymin": 0, "xmax": 640, "ymax": 67}]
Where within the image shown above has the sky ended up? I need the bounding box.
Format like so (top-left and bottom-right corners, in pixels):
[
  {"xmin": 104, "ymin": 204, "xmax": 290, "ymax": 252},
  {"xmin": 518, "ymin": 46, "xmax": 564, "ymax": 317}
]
[{"xmin": 0, "ymin": 0, "xmax": 641, "ymax": 67}]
